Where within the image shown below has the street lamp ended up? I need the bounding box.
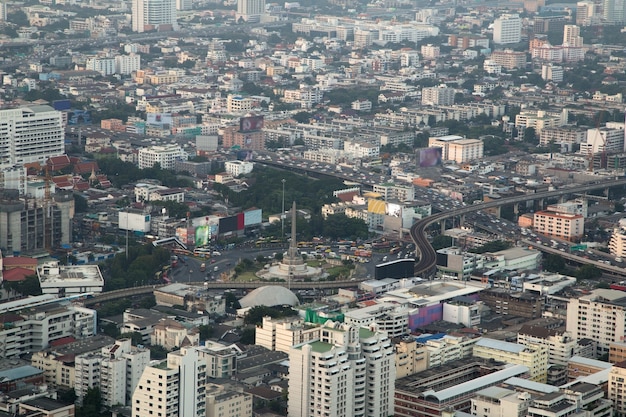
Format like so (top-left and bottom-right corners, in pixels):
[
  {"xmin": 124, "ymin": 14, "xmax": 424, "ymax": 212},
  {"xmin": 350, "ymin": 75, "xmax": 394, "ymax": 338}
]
[{"xmin": 281, "ymin": 178, "xmax": 286, "ymax": 240}]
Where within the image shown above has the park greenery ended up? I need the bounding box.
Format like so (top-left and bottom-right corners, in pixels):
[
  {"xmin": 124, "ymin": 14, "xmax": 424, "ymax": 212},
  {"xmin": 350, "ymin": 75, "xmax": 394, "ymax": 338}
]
[
  {"xmin": 243, "ymin": 305, "xmax": 299, "ymax": 326},
  {"xmin": 469, "ymin": 240, "xmax": 513, "ymax": 254},
  {"xmin": 102, "ymin": 245, "xmax": 170, "ymax": 291}
]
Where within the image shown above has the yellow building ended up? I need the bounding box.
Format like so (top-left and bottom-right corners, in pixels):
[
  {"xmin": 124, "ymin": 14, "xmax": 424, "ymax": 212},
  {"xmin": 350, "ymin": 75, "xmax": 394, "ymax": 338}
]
[
  {"xmin": 473, "ymin": 338, "xmax": 548, "ymax": 382},
  {"xmin": 609, "ymin": 361, "xmax": 626, "ymax": 416},
  {"xmin": 394, "ymin": 339, "xmax": 428, "ymax": 378}
]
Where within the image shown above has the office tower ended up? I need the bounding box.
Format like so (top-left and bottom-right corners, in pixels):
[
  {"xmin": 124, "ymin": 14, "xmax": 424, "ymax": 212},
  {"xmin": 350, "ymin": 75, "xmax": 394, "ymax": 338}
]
[
  {"xmin": 0, "ymin": 105, "xmax": 64, "ymax": 166},
  {"xmin": 563, "ymin": 24, "xmax": 583, "ymax": 47},
  {"xmin": 236, "ymin": 0, "xmax": 265, "ymax": 22},
  {"xmin": 288, "ymin": 322, "xmax": 395, "ymax": 417},
  {"xmin": 176, "ymin": 0, "xmax": 191, "ymax": 10},
  {"xmin": 604, "ymin": 0, "xmax": 626, "ymax": 23},
  {"xmin": 132, "ymin": 0, "xmax": 178, "ymax": 33},
  {"xmin": 492, "ymin": 14, "xmax": 522, "ymax": 44}
]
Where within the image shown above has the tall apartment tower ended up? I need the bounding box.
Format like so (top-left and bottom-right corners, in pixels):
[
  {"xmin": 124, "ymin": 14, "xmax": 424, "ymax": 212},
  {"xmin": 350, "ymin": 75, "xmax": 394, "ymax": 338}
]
[
  {"xmin": 0, "ymin": 105, "xmax": 64, "ymax": 166},
  {"xmin": 604, "ymin": 0, "xmax": 626, "ymax": 23},
  {"xmin": 563, "ymin": 25, "xmax": 583, "ymax": 47},
  {"xmin": 236, "ymin": 0, "xmax": 265, "ymax": 22},
  {"xmin": 131, "ymin": 0, "xmax": 178, "ymax": 33},
  {"xmin": 132, "ymin": 347, "xmax": 208, "ymax": 417},
  {"xmin": 576, "ymin": 0, "xmax": 597, "ymax": 25},
  {"xmin": 492, "ymin": 14, "xmax": 522, "ymax": 44},
  {"xmin": 288, "ymin": 322, "xmax": 395, "ymax": 417}
]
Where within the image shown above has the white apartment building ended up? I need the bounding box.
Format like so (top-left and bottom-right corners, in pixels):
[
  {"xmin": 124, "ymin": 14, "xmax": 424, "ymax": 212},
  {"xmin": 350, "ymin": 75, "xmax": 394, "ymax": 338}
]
[
  {"xmin": 372, "ymin": 183, "xmax": 415, "ymax": 201},
  {"xmin": 137, "ymin": 144, "xmax": 186, "ymax": 169},
  {"xmin": 421, "ymin": 85, "xmax": 455, "ymax": 106},
  {"xmin": 493, "ymin": 14, "xmax": 522, "ymax": 44},
  {"xmin": 0, "ymin": 296, "xmax": 96, "ymax": 358},
  {"xmin": 0, "ymin": 105, "xmax": 64, "ymax": 165},
  {"xmin": 206, "ymin": 383, "xmax": 252, "ymax": 417},
  {"xmin": 576, "ymin": 0, "xmax": 597, "ymax": 25},
  {"xmin": 515, "ymin": 110, "xmax": 565, "ymax": 134},
  {"xmin": 395, "ymin": 340, "xmax": 428, "ymax": 378},
  {"xmin": 151, "ymin": 318, "xmax": 200, "ymax": 350},
  {"xmin": 563, "ymin": 25, "xmax": 583, "ymax": 47},
  {"xmin": 344, "ymin": 140, "xmax": 380, "ymax": 159},
  {"xmin": 566, "ymin": 289, "xmax": 626, "ymax": 354},
  {"xmin": 609, "ymin": 221, "xmax": 626, "ymax": 258},
  {"xmin": 132, "ymin": 0, "xmax": 178, "ymax": 33},
  {"xmin": 134, "ymin": 183, "xmax": 184, "ymax": 203},
  {"xmin": 115, "ymin": 54, "xmax": 141, "ymax": 75},
  {"xmin": 420, "ymin": 335, "xmax": 478, "ymax": 368},
  {"xmin": 609, "ymin": 362, "xmax": 626, "ymax": 417},
  {"xmin": 539, "ymin": 126, "xmax": 586, "ymax": 148},
  {"xmin": 224, "ymin": 160, "xmax": 254, "ymax": 177},
  {"xmin": 86, "ymin": 57, "xmax": 115, "ymax": 76},
  {"xmin": 533, "ymin": 210, "xmax": 584, "ymax": 241},
  {"xmin": 542, "ymin": 64, "xmax": 564, "ymax": 82},
  {"xmin": 133, "ymin": 347, "xmax": 207, "ymax": 417},
  {"xmin": 351, "ymin": 100, "xmax": 373, "ymax": 111},
  {"xmin": 344, "ymin": 303, "xmax": 409, "ymax": 338},
  {"xmin": 447, "ymin": 138, "xmax": 483, "ymax": 163},
  {"xmin": 75, "ymin": 339, "xmax": 150, "ymax": 407},
  {"xmin": 236, "ymin": 0, "xmax": 265, "ymax": 22},
  {"xmin": 288, "ymin": 322, "xmax": 395, "ymax": 417},
  {"xmin": 226, "ymin": 94, "xmax": 255, "ymax": 113},
  {"xmin": 256, "ymin": 316, "xmax": 320, "ymax": 354},
  {"xmin": 421, "ymin": 44, "xmax": 440, "ymax": 59},
  {"xmin": 580, "ymin": 126, "xmax": 625, "ymax": 155},
  {"xmin": 473, "ymin": 338, "xmax": 549, "ymax": 383},
  {"xmin": 517, "ymin": 325, "xmax": 579, "ymax": 366}
]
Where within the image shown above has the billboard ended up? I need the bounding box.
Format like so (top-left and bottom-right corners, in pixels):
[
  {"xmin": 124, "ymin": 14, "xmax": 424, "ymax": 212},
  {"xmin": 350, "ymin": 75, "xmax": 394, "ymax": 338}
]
[
  {"xmin": 239, "ymin": 115, "xmax": 264, "ymax": 132},
  {"xmin": 195, "ymin": 225, "xmax": 212, "ymax": 247},
  {"xmin": 237, "ymin": 150, "xmax": 254, "ymax": 161},
  {"xmin": 368, "ymin": 199, "xmax": 386, "ymax": 215},
  {"xmin": 146, "ymin": 113, "xmax": 173, "ymax": 127},
  {"xmin": 244, "ymin": 208, "xmax": 262, "ymax": 226},
  {"xmin": 219, "ymin": 216, "xmax": 238, "ymax": 234},
  {"xmin": 386, "ymin": 202, "xmax": 402, "ymax": 217},
  {"xmin": 53, "ymin": 99, "xmax": 71, "ymax": 111},
  {"xmin": 176, "ymin": 227, "xmax": 195, "ymax": 245},
  {"xmin": 419, "ymin": 147, "xmax": 443, "ymax": 167},
  {"xmin": 375, "ymin": 259, "xmax": 415, "ymax": 280}
]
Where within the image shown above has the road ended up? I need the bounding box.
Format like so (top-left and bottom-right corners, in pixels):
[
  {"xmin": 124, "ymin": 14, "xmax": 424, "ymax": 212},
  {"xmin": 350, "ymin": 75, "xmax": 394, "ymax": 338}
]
[{"xmin": 410, "ymin": 177, "xmax": 626, "ymax": 277}]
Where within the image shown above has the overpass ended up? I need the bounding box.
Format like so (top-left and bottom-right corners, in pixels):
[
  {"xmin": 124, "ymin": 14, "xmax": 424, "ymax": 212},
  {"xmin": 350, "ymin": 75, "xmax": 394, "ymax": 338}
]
[
  {"xmin": 410, "ymin": 177, "xmax": 626, "ymax": 277},
  {"xmin": 83, "ymin": 279, "xmax": 365, "ymax": 306}
]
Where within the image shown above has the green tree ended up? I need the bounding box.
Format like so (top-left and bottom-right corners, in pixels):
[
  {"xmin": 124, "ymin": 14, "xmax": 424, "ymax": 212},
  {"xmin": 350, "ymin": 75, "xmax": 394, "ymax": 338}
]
[
  {"xmin": 543, "ymin": 253, "xmax": 566, "ymax": 273},
  {"xmin": 199, "ymin": 324, "xmax": 214, "ymax": 340},
  {"xmin": 58, "ymin": 388, "xmax": 77, "ymax": 404},
  {"xmin": 523, "ymin": 127, "xmax": 538, "ymax": 145},
  {"xmin": 575, "ymin": 264, "xmax": 602, "ymax": 280},
  {"xmin": 293, "ymin": 111, "xmax": 312, "ymax": 123},
  {"xmin": 119, "ymin": 332, "xmax": 144, "ymax": 346},
  {"xmin": 3, "ymin": 275, "xmax": 42, "ymax": 296},
  {"xmin": 78, "ymin": 387, "xmax": 102, "ymax": 417},
  {"xmin": 150, "ymin": 345, "xmax": 169, "ymax": 360},
  {"xmin": 431, "ymin": 235, "xmax": 453, "ymax": 250},
  {"xmin": 224, "ymin": 292, "xmax": 241, "ymax": 310},
  {"xmin": 469, "ymin": 240, "xmax": 512, "ymax": 254},
  {"xmin": 240, "ymin": 327, "xmax": 256, "ymax": 344}
]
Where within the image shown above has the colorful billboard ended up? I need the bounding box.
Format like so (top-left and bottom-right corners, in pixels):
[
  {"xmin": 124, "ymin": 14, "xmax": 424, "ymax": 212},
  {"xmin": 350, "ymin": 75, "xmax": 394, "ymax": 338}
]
[
  {"xmin": 419, "ymin": 147, "xmax": 443, "ymax": 167},
  {"xmin": 237, "ymin": 150, "xmax": 254, "ymax": 161},
  {"xmin": 244, "ymin": 208, "xmax": 262, "ymax": 226},
  {"xmin": 239, "ymin": 115, "xmax": 264, "ymax": 132},
  {"xmin": 386, "ymin": 203, "xmax": 402, "ymax": 217},
  {"xmin": 146, "ymin": 113, "xmax": 173, "ymax": 127},
  {"xmin": 195, "ymin": 225, "xmax": 211, "ymax": 247}
]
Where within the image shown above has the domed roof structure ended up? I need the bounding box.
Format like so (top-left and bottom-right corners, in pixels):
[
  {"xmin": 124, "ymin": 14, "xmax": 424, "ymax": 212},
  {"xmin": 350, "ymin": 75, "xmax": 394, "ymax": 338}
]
[{"xmin": 239, "ymin": 285, "xmax": 299, "ymax": 308}]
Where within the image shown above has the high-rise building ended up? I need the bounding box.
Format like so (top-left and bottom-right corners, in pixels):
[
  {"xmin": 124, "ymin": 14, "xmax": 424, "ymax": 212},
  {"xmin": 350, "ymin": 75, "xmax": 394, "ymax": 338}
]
[
  {"xmin": 566, "ymin": 289, "xmax": 626, "ymax": 354},
  {"xmin": 0, "ymin": 105, "xmax": 64, "ymax": 166},
  {"xmin": 576, "ymin": 0, "xmax": 597, "ymax": 25},
  {"xmin": 137, "ymin": 144, "xmax": 186, "ymax": 169},
  {"xmin": 132, "ymin": 0, "xmax": 178, "ymax": 33},
  {"xmin": 115, "ymin": 53, "xmax": 141, "ymax": 75},
  {"xmin": 604, "ymin": 0, "xmax": 626, "ymax": 23},
  {"xmin": 563, "ymin": 24, "xmax": 583, "ymax": 47},
  {"xmin": 236, "ymin": 0, "xmax": 265, "ymax": 22},
  {"xmin": 288, "ymin": 322, "xmax": 395, "ymax": 417},
  {"xmin": 132, "ymin": 347, "xmax": 203, "ymax": 417},
  {"xmin": 493, "ymin": 14, "xmax": 522, "ymax": 44},
  {"xmin": 75, "ymin": 339, "xmax": 150, "ymax": 407}
]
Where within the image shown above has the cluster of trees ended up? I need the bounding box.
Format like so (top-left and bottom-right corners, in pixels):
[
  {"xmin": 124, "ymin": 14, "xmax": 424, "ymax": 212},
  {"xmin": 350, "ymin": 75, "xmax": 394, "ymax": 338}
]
[
  {"xmin": 468, "ymin": 240, "xmax": 512, "ymax": 254},
  {"xmin": 102, "ymin": 245, "xmax": 170, "ymax": 291},
  {"xmin": 97, "ymin": 159, "xmax": 193, "ymax": 189},
  {"xmin": 243, "ymin": 305, "xmax": 298, "ymax": 326},
  {"xmin": 543, "ymin": 254, "xmax": 603, "ymax": 280}
]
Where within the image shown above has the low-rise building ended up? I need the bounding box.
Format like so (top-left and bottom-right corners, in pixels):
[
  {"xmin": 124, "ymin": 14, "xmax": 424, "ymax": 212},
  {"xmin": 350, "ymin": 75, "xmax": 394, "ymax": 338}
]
[
  {"xmin": 37, "ymin": 261, "xmax": 104, "ymax": 297},
  {"xmin": 473, "ymin": 338, "xmax": 549, "ymax": 382}
]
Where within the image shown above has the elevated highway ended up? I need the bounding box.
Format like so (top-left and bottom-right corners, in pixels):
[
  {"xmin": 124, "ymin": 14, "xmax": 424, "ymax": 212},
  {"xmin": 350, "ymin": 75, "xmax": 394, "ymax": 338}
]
[
  {"xmin": 410, "ymin": 177, "xmax": 626, "ymax": 277},
  {"xmin": 84, "ymin": 278, "xmax": 365, "ymax": 306}
]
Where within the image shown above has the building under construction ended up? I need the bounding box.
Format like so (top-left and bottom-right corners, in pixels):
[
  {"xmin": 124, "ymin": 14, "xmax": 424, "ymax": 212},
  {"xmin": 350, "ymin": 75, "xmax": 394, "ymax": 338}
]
[{"xmin": 0, "ymin": 189, "xmax": 74, "ymax": 255}]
